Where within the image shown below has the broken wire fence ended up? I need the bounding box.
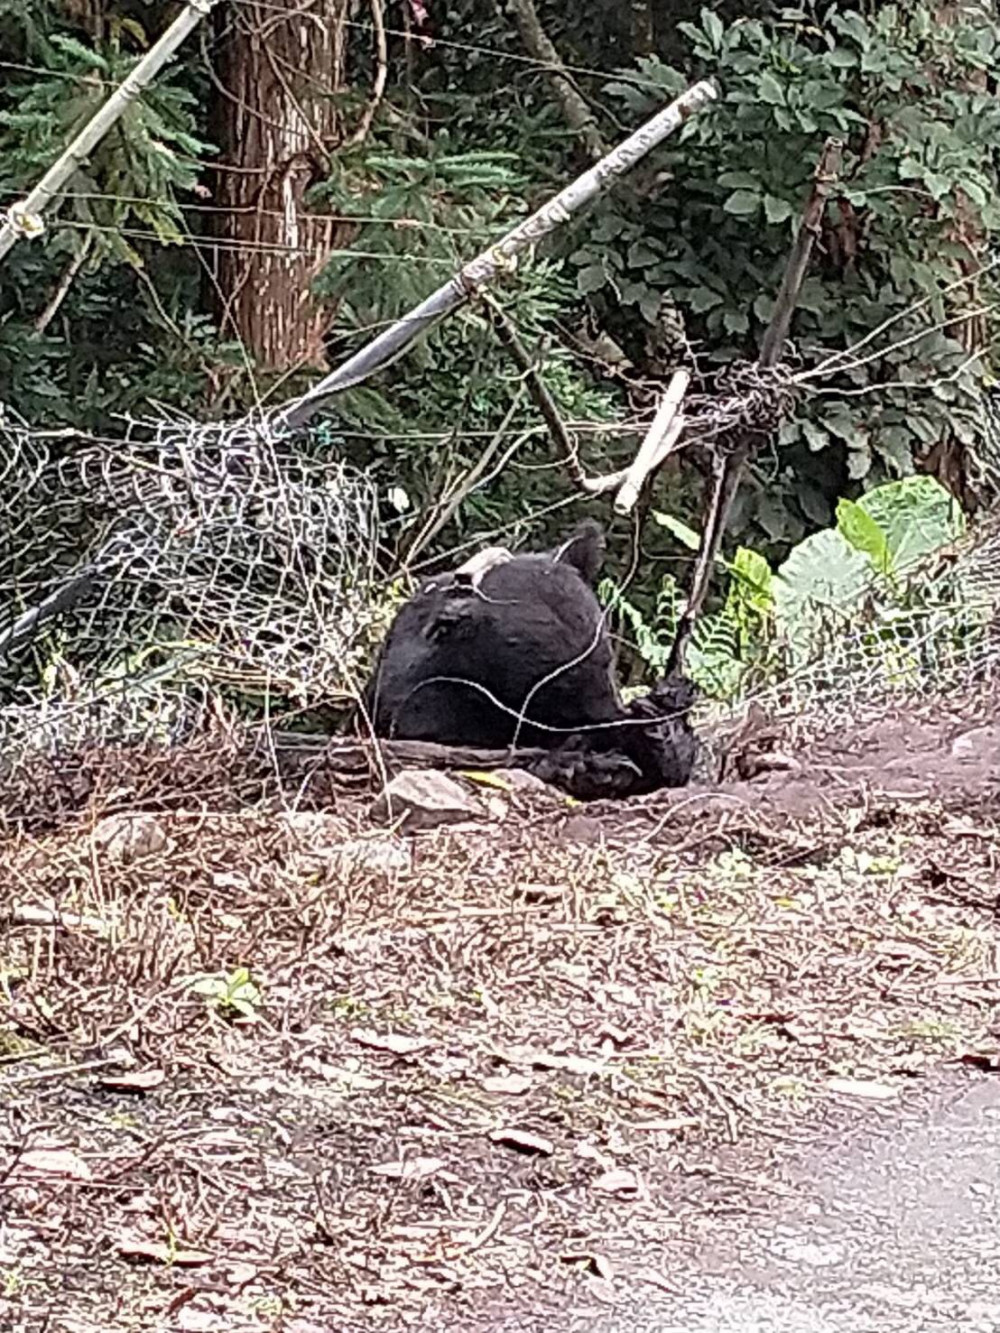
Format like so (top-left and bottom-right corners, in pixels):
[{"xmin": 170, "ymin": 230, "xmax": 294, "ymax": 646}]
[
  {"xmin": 2, "ymin": 396, "xmax": 1000, "ymax": 771},
  {"xmin": 0, "ymin": 404, "xmax": 381, "ymax": 759},
  {"xmin": 698, "ymin": 517, "xmax": 1000, "ymax": 734}
]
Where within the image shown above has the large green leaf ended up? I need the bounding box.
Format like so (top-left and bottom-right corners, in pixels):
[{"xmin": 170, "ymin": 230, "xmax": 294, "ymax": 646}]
[
  {"xmin": 854, "ymin": 476, "xmax": 965, "ymax": 575},
  {"xmin": 772, "ymin": 529, "xmax": 873, "ymax": 660},
  {"xmin": 836, "ymin": 498, "xmax": 892, "ymax": 576}
]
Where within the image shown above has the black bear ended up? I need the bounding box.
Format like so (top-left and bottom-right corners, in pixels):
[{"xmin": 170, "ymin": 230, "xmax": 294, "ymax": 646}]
[{"xmin": 361, "ymin": 520, "xmax": 695, "ymax": 798}]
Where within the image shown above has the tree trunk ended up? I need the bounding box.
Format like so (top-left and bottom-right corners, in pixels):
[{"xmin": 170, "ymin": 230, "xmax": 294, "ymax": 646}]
[{"xmin": 205, "ymin": 1, "xmax": 354, "ymax": 372}]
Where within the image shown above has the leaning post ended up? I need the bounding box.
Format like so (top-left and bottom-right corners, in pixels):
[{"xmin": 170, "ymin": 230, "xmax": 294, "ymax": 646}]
[{"xmin": 274, "ymin": 80, "xmax": 718, "ymax": 434}]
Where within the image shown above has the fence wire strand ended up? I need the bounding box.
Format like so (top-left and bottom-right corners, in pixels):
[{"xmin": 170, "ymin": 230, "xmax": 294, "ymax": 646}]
[
  {"xmin": 2, "ymin": 394, "xmax": 1000, "ymax": 786},
  {"xmin": 0, "ymin": 403, "xmax": 381, "ymax": 759}
]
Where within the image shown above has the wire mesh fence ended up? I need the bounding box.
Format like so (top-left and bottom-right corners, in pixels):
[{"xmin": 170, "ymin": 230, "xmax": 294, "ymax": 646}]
[
  {"xmin": 697, "ymin": 509, "xmax": 1000, "ymax": 739},
  {"xmin": 2, "ymin": 395, "xmax": 1000, "ymax": 802},
  {"xmin": 0, "ymin": 403, "xmax": 382, "ymax": 761}
]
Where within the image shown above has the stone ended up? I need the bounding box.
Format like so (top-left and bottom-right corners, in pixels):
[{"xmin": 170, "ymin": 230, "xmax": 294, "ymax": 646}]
[
  {"xmin": 369, "ymin": 770, "xmax": 484, "ymax": 831},
  {"xmin": 92, "ymin": 812, "xmax": 170, "ymax": 863}
]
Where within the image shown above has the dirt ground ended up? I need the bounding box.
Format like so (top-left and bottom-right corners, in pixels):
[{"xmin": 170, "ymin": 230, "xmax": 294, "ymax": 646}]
[{"xmin": 1, "ymin": 683, "xmax": 999, "ymax": 1332}]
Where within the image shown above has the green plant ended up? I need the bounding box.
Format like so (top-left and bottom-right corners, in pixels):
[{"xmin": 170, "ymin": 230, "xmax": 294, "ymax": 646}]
[
  {"xmin": 572, "ymin": 3, "xmax": 1000, "ymax": 544},
  {"xmin": 190, "ymin": 967, "xmax": 262, "ymax": 1020},
  {"xmin": 608, "ymin": 473, "xmax": 972, "ymax": 699}
]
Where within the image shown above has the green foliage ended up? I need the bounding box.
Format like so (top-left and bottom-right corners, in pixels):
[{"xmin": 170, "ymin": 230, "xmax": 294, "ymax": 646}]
[
  {"xmin": 190, "ymin": 967, "xmax": 262, "ymax": 1021},
  {"xmin": 3, "ymin": 0, "xmax": 999, "ymax": 687},
  {"xmin": 611, "ymin": 475, "xmax": 969, "ymax": 698},
  {"xmin": 569, "ymin": 2, "xmax": 1000, "ymax": 545},
  {"xmin": 0, "ymin": 22, "xmax": 212, "ymax": 257},
  {"xmin": 0, "ymin": 7, "xmax": 219, "ymax": 424}
]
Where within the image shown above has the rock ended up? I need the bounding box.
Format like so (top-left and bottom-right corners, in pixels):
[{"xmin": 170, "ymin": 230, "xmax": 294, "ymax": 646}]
[
  {"xmin": 560, "ymin": 814, "xmax": 605, "ymax": 844},
  {"xmin": 92, "ymin": 813, "xmax": 170, "ymax": 863},
  {"xmin": 951, "ymin": 727, "xmax": 995, "ymax": 761},
  {"xmin": 501, "ymin": 768, "xmax": 558, "ymax": 796},
  {"xmin": 370, "ymin": 770, "xmax": 484, "ymax": 831}
]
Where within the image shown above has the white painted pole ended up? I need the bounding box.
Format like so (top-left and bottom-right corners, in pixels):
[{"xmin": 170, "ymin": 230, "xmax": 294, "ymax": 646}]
[{"xmin": 276, "ymin": 79, "xmax": 718, "ymax": 432}]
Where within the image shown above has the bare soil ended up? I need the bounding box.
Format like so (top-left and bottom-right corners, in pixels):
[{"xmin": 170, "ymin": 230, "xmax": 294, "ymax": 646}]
[{"xmin": 1, "ymin": 684, "xmax": 998, "ymax": 1332}]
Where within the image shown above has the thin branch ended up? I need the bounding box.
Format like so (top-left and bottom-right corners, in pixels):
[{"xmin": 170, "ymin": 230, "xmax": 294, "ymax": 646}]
[
  {"xmin": 810, "ymin": 348, "xmax": 985, "ymax": 398},
  {"xmin": 760, "ymin": 139, "xmax": 844, "ymax": 372},
  {"xmin": 401, "ymin": 398, "xmax": 531, "ymax": 571},
  {"xmin": 486, "ymin": 298, "xmax": 590, "ymax": 487},
  {"xmin": 802, "ymin": 254, "xmax": 1000, "ymax": 382},
  {"xmin": 34, "ymin": 235, "xmax": 93, "ymax": 333},
  {"xmin": 667, "ymin": 136, "xmax": 844, "ymax": 677},
  {"xmin": 341, "ymin": 0, "xmax": 389, "ymax": 152},
  {"xmin": 796, "ymin": 303, "xmax": 999, "ymax": 384},
  {"xmin": 501, "ymin": 0, "xmax": 606, "ymax": 161}
]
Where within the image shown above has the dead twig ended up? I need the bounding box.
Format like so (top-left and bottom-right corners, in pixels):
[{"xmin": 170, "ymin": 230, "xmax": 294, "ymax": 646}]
[{"xmin": 341, "ymin": 0, "xmax": 388, "ymax": 151}]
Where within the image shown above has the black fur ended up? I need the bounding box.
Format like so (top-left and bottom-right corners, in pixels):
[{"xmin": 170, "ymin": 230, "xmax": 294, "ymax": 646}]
[{"xmin": 361, "ymin": 521, "xmax": 695, "ymax": 798}]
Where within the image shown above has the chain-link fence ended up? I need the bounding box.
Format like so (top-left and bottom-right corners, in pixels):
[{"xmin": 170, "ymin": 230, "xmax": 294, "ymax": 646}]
[{"xmin": 0, "ymin": 404, "xmax": 382, "ymax": 760}]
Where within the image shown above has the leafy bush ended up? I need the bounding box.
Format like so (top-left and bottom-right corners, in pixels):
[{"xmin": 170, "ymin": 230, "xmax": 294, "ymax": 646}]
[
  {"xmin": 606, "ymin": 474, "xmax": 972, "ymax": 700},
  {"xmin": 571, "ymin": 3, "xmax": 1000, "ymax": 545}
]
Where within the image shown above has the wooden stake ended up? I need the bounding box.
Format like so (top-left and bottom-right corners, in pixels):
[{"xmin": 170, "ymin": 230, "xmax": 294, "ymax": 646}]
[
  {"xmin": 614, "ymin": 370, "xmax": 690, "ymax": 514},
  {"xmin": 667, "ymin": 136, "xmax": 844, "ymax": 677}
]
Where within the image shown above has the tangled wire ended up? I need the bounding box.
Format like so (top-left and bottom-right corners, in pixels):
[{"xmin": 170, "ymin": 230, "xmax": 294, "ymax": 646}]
[{"xmin": 0, "ymin": 405, "xmax": 381, "ymax": 758}]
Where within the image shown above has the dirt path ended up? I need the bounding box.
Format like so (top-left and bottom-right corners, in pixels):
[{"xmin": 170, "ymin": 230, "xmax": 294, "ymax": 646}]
[
  {"xmin": 1, "ymin": 685, "xmax": 998, "ymax": 1331},
  {"xmin": 588, "ymin": 1068, "xmax": 1000, "ymax": 1333}
]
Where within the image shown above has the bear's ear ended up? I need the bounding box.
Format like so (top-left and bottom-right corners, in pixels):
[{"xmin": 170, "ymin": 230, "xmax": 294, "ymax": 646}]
[{"xmin": 552, "ymin": 519, "xmax": 606, "ymax": 585}]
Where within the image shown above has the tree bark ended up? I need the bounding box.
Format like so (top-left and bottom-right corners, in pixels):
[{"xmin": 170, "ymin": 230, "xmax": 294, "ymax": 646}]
[{"xmin": 205, "ymin": 1, "xmax": 354, "ymax": 372}]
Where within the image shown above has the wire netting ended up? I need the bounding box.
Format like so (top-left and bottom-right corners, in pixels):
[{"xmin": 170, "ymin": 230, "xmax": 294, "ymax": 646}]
[
  {"xmin": 2, "ymin": 391, "xmax": 1000, "ymax": 783},
  {"xmin": 0, "ymin": 403, "xmax": 382, "ymax": 760},
  {"xmin": 701, "ymin": 493, "xmax": 1000, "ymax": 733}
]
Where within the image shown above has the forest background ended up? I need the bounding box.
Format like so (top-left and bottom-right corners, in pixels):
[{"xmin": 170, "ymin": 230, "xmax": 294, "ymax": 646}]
[{"xmin": 2, "ymin": 0, "xmax": 998, "ymax": 692}]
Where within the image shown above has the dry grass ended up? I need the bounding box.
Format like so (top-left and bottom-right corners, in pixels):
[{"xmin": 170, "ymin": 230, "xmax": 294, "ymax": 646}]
[{"xmin": 1, "ymin": 693, "xmax": 999, "ymax": 1332}]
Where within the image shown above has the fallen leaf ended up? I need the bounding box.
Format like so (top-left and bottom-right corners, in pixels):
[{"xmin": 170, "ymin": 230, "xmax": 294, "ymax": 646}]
[
  {"xmin": 489, "ymin": 1128, "xmax": 553, "ymax": 1156},
  {"xmin": 371, "ymin": 1156, "xmax": 448, "ymax": 1183},
  {"xmin": 594, "ymin": 1168, "xmax": 640, "ymax": 1195},
  {"xmin": 519, "ymin": 884, "xmax": 565, "ymax": 905},
  {"xmin": 350, "ymin": 1028, "xmax": 427, "ymax": 1056},
  {"xmin": 629, "ymin": 1117, "xmax": 700, "ymax": 1133},
  {"xmin": 18, "ymin": 1148, "xmax": 93, "ymax": 1182},
  {"xmin": 457, "ymin": 770, "xmax": 512, "ymax": 791},
  {"xmin": 575, "ymin": 1141, "xmax": 614, "ymax": 1167},
  {"xmin": 101, "ymin": 1068, "xmax": 166, "ymax": 1093},
  {"xmin": 959, "ymin": 1050, "xmax": 1000, "ymax": 1072},
  {"xmin": 300, "ymin": 1055, "xmax": 383, "ymax": 1091},
  {"xmin": 482, "ymin": 1073, "xmax": 532, "ymax": 1096},
  {"xmin": 636, "ymin": 1267, "xmax": 683, "ymax": 1295},
  {"xmin": 827, "ymin": 1077, "xmax": 900, "ymax": 1101},
  {"xmin": 530, "ymin": 1052, "xmax": 606, "ymax": 1077},
  {"xmin": 117, "ymin": 1239, "xmax": 214, "ymax": 1267},
  {"xmin": 561, "ymin": 1249, "xmax": 614, "ymax": 1281}
]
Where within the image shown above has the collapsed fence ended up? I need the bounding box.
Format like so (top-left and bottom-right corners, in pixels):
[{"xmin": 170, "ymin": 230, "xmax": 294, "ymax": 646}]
[
  {"xmin": 1, "ymin": 391, "xmax": 999, "ymax": 769},
  {"xmin": 0, "ymin": 405, "xmax": 382, "ymax": 761},
  {"xmin": 3, "ymin": 68, "xmax": 1000, "ymax": 811}
]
